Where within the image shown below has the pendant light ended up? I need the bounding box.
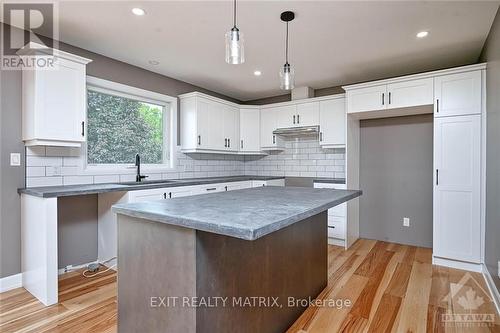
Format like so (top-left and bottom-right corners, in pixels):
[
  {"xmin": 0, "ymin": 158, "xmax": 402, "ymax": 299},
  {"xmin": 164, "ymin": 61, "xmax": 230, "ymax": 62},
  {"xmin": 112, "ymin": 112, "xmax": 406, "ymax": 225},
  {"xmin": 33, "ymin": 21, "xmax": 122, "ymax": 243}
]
[
  {"xmin": 225, "ymin": 0, "xmax": 244, "ymax": 64},
  {"xmin": 280, "ymin": 11, "xmax": 295, "ymax": 90}
]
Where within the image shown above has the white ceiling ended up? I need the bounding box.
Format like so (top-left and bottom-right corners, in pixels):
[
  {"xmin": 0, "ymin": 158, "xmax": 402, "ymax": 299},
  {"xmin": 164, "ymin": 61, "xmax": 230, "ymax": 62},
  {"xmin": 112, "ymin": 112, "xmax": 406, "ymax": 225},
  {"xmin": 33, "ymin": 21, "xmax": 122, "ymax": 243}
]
[{"xmin": 46, "ymin": 1, "xmax": 500, "ymax": 100}]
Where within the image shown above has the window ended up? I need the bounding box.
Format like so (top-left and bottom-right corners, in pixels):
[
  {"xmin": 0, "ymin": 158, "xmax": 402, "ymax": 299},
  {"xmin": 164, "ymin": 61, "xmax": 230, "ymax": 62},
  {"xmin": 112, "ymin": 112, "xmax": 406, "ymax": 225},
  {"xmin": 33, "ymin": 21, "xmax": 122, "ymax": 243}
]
[{"xmin": 85, "ymin": 77, "xmax": 177, "ymax": 171}]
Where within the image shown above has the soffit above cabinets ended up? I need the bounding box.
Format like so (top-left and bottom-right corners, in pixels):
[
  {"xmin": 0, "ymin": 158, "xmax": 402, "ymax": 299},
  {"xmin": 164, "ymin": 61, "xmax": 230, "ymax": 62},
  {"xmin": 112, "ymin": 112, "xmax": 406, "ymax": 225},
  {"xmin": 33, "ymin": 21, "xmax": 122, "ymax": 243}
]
[{"xmin": 30, "ymin": 1, "xmax": 500, "ymax": 101}]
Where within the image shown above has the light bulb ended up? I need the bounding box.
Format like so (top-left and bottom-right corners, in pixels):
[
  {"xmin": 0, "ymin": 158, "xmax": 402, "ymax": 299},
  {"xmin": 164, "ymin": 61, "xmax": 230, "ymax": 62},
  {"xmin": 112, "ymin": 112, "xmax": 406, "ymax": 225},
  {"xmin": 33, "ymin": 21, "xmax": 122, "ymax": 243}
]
[
  {"xmin": 225, "ymin": 28, "xmax": 245, "ymax": 64},
  {"xmin": 280, "ymin": 63, "xmax": 295, "ymax": 90}
]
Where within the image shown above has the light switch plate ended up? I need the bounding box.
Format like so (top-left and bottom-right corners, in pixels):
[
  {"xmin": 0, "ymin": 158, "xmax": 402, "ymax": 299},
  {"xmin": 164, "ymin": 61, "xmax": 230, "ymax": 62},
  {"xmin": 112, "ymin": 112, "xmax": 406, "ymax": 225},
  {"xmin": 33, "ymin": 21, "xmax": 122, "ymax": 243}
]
[{"xmin": 10, "ymin": 153, "xmax": 21, "ymax": 166}]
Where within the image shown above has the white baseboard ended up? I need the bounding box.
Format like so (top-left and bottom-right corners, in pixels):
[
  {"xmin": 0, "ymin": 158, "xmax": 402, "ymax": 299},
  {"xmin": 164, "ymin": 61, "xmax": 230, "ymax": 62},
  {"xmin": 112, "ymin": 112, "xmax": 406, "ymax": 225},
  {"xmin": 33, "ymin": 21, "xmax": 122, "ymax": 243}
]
[
  {"xmin": 482, "ymin": 264, "xmax": 500, "ymax": 315},
  {"xmin": 0, "ymin": 273, "xmax": 23, "ymax": 293},
  {"xmin": 432, "ymin": 256, "xmax": 483, "ymax": 272},
  {"xmin": 328, "ymin": 237, "xmax": 345, "ymax": 247}
]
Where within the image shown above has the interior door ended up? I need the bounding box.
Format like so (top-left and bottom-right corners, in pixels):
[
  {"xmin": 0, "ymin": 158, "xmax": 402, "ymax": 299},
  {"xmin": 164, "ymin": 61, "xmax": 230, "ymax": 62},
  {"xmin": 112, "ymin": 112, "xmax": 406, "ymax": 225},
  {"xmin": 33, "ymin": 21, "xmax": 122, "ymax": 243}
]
[
  {"xmin": 434, "ymin": 71, "xmax": 482, "ymax": 117},
  {"xmin": 319, "ymin": 98, "xmax": 345, "ymax": 147},
  {"xmin": 387, "ymin": 78, "xmax": 433, "ymax": 109},
  {"xmin": 433, "ymin": 115, "xmax": 481, "ymax": 263},
  {"xmin": 296, "ymin": 101, "xmax": 319, "ymax": 127},
  {"xmin": 346, "ymin": 84, "xmax": 387, "ymax": 114}
]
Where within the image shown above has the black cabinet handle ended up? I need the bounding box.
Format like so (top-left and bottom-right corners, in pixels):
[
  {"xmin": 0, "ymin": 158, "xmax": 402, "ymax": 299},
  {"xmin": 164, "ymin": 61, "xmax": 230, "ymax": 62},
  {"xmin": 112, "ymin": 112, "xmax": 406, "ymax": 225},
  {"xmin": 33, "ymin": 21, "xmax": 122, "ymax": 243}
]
[
  {"xmin": 198, "ymin": 135, "xmax": 201, "ymax": 145},
  {"xmin": 206, "ymin": 187, "xmax": 217, "ymax": 191},
  {"xmin": 163, "ymin": 192, "xmax": 166, "ymax": 199},
  {"xmin": 436, "ymin": 99, "xmax": 439, "ymax": 113},
  {"xmin": 225, "ymin": 186, "xmax": 228, "ymax": 191},
  {"xmin": 297, "ymin": 114, "xmax": 300, "ymax": 124},
  {"xmin": 272, "ymin": 135, "xmax": 275, "ymax": 144},
  {"xmin": 81, "ymin": 121, "xmax": 85, "ymax": 137},
  {"xmin": 293, "ymin": 115, "xmax": 296, "ymax": 124},
  {"xmin": 224, "ymin": 138, "xmax": 227, "ymax": 147},
  {"xmin": 228, "ymin": 138, "xmax": 230, "ymax": 147},
  {"xmin": 382, "ymin": 93, "xmax": 385, "ymax": 105},
  {"xmin": 320, "ymin": 132, "xmax": 323, "ymax": 141},
  {"xmin": 436, "ymin": 169, "xmax": 439, "ymax": 185},
  {"xmin": 388, "ymin": 92, "xmax": 391, "ymax": 104},
  {"xmin": 241, "ymin": 140, "xmax": 243, "ymax": 149},
  {"xmin": 169, "ymin": 192, "xmax": 172, "ymax": 198}
]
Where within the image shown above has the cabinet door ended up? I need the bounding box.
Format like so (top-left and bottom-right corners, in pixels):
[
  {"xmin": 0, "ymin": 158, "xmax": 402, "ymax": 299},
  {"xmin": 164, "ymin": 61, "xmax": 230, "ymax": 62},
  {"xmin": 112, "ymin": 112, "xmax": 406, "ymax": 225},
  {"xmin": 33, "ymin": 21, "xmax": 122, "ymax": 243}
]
[
  {"xmin": 275, "ymin": 105, "xmax": 297, "ymax": 128},
  {"xmin": 387, "ymin": 78, "xmax": 433, "ymax": 109},
  {"xmin": 129, "ymin": 189, "xmax": 165, "ymax": 202},
  {"xmin": 296, "ymin": 101, "xmax": 319, "ymax": 127},
  {"xmin": 346, "ymin": 85, "xmax": 387, "ymax": 113},
  {"xmin": 434, "ymin": 71, "xmax": 482, "ymax": 117},
  {"xmin": 196, "ymin": 99, "xmax": 213, "ymax": 149},
  {"xmin": 224, "ymin": 105, "xmax": 239, "ymax": 151},
  {"xmin": 37, "ymin": 57, "xmax": 86, "ymax": 142},
  {"xmin": 319, "ymin": 98, "xmax": 345, "ymax": 147},
  {"xmin": 260, "ymin": 108, "xmax": 277, "ymax": 147},
  {"xmin": 434, "ymin": 115, "xmax": 481, "ymax": 263},
  {"xmin": 240, "ymin": 108, "xmax": 260, "ymax": 152}
]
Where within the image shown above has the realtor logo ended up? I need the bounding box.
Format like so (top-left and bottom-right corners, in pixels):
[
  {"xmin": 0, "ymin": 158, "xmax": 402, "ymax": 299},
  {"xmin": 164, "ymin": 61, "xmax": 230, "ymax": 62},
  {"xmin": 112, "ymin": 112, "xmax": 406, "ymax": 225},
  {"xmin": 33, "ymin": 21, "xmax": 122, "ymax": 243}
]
[
  {"xmin": 441, "ymin": 272, "xmax": 495, "ymax": 327},
  {"xmin": 1, "ymin": 1, "xmax": 58, "ymax": 69}
]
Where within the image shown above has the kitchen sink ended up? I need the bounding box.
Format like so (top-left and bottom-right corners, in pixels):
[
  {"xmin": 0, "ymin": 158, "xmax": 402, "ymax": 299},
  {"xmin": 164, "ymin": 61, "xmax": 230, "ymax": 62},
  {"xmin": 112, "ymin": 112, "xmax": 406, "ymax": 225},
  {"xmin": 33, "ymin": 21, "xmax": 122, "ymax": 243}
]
[{"xmin": 118, "ymin": 180, "xmax": 179, "ymax": 186}]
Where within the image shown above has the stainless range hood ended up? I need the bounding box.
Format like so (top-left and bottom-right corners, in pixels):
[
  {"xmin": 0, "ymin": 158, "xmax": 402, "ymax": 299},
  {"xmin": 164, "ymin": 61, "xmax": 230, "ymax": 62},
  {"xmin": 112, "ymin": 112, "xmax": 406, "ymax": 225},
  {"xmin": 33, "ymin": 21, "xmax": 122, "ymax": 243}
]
[{"xmin": 273, "ymin": 125, "xmax": 319, "ymax": 137}]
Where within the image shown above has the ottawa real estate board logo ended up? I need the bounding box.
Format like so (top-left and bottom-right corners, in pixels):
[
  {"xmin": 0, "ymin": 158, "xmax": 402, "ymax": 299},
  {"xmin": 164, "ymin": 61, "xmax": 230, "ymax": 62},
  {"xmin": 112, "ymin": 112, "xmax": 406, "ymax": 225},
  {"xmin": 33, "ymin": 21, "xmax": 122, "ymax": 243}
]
[{"xmin": 1, "ymin": 2, "xmax": 59, "ymax": 70}]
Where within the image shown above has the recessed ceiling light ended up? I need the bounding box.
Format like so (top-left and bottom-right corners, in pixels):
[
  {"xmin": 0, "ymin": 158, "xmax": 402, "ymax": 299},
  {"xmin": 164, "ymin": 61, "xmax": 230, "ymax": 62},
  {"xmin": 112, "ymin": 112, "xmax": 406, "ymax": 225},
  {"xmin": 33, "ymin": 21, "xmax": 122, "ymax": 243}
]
[
  {"xmin": 416, "ymin": 31, "xmax": 429, "ymax": 38},
  {"xmin": 254, "ymin": 70, "xmax": 262, "ymax": 76},
  {"xmin": 148, "ymin": 60, "xmax": 159, "ymax": 65},
  {"xmin": 132, "ymin": 8, "xmax": 146, "ymax": 16}
]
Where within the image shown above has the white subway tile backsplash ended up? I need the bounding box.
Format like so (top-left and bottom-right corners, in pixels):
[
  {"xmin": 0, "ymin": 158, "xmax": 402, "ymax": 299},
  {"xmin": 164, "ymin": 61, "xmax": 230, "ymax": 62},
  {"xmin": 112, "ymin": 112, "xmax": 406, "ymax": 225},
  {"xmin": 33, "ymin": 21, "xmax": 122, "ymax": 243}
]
[
  {"xmin": 27, "ymin": 156, "xmax": 62, "ymax": 167},
  {"xmin": 26, "ymin": 176, "xmax": 63, "ymax": 187},
  {"xmin": 63, "ymin": 157, "xmax": 80, "ymax": 167},
  {"xmin": 93, "ymin": 175, "xmax": 120, "ymax": 184},
  {"xmin": 63, "ymin": 176, "xmax": 94, "ymax": 186},
  {"xmin": 26, "ymin": 166, "xmax": 45, "ymax": 177}
]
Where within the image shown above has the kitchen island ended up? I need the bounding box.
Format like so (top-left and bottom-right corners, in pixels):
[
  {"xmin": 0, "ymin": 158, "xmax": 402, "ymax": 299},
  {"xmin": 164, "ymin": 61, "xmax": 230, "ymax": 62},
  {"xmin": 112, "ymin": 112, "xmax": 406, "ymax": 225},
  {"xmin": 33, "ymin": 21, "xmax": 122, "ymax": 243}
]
[{"xmin": 113, "ymin": 186, "xmax": 361, "ymax": 333}]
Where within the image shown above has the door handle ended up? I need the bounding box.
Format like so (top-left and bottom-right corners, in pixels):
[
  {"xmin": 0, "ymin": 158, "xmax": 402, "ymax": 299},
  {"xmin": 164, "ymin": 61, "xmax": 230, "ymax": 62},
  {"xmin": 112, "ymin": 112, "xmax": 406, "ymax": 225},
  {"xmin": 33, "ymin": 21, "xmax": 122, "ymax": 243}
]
[
  {"xmin": 293, "ymin": 115, "xmax": 296, "ymax": 124},
  {"xmin": 436, "ymin": 169, "xmax": 439, "ymax": 185},
  {"xmin": 81, "ymin": 121, "xmax": 85, "ymax": 137}
]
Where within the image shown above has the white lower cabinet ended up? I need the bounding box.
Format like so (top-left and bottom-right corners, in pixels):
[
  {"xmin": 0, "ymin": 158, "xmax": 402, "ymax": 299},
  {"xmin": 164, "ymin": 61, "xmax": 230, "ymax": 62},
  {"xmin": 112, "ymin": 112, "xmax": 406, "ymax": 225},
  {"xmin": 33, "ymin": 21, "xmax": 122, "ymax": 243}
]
[
  {"xmin": 252, "ymin": 179, "xmax": 285, "ymax": 187},
  {"xmin": 433, "ymin": 115, "xmax": 481, "ymax": 264},
  {"xmin": 313, "ymin": 182, "xmax": 347, "ymax": 245}
]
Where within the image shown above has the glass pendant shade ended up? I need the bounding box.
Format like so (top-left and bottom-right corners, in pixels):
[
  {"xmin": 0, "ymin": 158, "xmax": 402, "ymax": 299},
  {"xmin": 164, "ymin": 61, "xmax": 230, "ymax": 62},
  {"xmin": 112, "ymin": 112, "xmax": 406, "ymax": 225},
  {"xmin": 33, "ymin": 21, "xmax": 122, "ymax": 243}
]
[
  {"xmin": 225, "ymin": 27, "xmax": 244, "ymax": 64},
  {"xmin": 280, "ymin": 63, "xmax": 295, "ymax": 90}
]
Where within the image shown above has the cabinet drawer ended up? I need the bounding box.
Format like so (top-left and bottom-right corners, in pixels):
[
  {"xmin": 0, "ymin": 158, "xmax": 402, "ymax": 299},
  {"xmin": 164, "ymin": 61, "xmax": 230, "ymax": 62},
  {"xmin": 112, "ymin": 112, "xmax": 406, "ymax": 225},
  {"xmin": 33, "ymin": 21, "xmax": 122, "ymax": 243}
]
[{"xmin": 327, "ymin": 216, "xmax": 345, "ymax": 239}]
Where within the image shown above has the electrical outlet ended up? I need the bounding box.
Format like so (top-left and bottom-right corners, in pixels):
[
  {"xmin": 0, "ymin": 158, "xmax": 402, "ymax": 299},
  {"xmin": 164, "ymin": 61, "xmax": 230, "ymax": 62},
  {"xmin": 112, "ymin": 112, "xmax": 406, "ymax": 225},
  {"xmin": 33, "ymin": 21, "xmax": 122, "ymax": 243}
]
[
  {"xmin": 10, "ymin": 153, "xmax": 21, "ymax": 166},
  {"xmin": 403, "ymin": 217, "xmax": 410, "ymax": 227}
]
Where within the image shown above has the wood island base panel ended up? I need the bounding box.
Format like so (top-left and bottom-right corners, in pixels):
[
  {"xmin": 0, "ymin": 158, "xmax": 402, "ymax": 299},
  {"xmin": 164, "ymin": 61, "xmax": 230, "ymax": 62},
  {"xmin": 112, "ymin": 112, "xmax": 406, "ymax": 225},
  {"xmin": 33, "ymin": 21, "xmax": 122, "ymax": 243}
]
[{"xmin": 117, "ymin": 212, "xmax": 328, "ymax": 333}]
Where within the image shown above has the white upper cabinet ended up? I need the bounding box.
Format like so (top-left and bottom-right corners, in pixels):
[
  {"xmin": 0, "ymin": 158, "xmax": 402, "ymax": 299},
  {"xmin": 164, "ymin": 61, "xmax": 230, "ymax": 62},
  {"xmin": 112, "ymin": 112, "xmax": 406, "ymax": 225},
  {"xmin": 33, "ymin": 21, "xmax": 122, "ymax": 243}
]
[
  {"xmin": 239, "ymin": 108, "xmax": 261, "ymax": 153},
  {"xmin": 386, "ymin": 78, "xmax": 433, "ymax": 109},
  {"xmin": 319, "ymin": 97, "xmax": 346, "ymax": 148},
  {"xmin": 180, "ymin": 93, "xmax": 241, "ymax": 153},
  {"xmin": 346, "ymin": 84, "xmax": 387, "ymax": 114},
  {"xmin": 433, "ymin": 115, "xmax": 481, "ymax": 263},
  {"xmin": 275, "ymin": 105, "xmax": 297, "ymax": 128},
  {"xmin": 260, "ymin": 107, "xmax": 285, "ymax": 150},
  {"xmin": 434, "ymin": 71, "xmax": 482, "ymax": 117},
  {"xmin": 296, "ymin": 101, "xmax": 320, "ymax": 127},
  {"xmin": 21, "ymin": 44, "xmax": 92, "ymax": 147}
]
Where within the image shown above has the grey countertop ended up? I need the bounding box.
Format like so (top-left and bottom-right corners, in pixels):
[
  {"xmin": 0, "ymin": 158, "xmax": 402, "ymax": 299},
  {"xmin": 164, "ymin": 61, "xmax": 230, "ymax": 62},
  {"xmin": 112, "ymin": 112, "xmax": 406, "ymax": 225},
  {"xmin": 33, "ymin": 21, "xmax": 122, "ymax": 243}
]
[
  {"xmin": 312, "ymin": 178, "xmax": 346, "ymax": 184},
  {"xmin": 18, "ymin": 175, "xmax": 345, "ymax": 198},
  {"xmin": 17, "ymin": 175, "xmax": 285, "ymax": 198},
  {"xmin": 113, "ymin": 186, "xmax": 361, "ymax": 241}
]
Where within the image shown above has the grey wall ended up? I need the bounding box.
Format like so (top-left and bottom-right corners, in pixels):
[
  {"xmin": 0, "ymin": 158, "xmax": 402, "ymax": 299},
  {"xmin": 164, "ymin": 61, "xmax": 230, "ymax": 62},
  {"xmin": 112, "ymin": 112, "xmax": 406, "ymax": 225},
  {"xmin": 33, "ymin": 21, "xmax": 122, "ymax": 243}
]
[
  {"xmin": 480, "ymin": 8, "xmax": 500, "ymax": 292},
  {"xmin": 58, "ymin": 195, "xmax": 98, "ymax": 269},
  {"xmin": 359, "ymin": 114, "xmax": 434, "ymax": 248},
  {"xmin": 0, "ymin": 24, "xmax": 241, "ymax": 278}
]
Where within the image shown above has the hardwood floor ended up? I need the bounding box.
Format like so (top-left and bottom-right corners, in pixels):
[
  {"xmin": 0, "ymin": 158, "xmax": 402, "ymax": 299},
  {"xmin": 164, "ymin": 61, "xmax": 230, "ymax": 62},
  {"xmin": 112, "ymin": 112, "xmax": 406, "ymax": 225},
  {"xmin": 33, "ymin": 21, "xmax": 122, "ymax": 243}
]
[{"xmin": 1, "ymin": 239, "xmax": 498, "ymax": 332}]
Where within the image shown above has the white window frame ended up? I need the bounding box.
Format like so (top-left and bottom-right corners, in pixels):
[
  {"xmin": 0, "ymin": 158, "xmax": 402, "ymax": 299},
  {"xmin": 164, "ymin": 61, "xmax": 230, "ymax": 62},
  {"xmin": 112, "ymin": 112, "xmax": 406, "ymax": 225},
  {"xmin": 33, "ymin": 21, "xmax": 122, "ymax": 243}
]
[{"xmin": 81, "ymin": 76, "xmax": 178, "ymax": 175}]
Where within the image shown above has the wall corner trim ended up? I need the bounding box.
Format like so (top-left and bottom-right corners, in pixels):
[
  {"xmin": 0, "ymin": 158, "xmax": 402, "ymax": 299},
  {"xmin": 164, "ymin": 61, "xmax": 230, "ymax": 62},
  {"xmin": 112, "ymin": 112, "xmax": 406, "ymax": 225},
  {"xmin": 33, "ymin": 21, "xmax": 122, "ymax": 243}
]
[
  {"xmin": 482, "ymin": 263, "xmax": 500, "ymax": 315},
  {"xmin": 0, "ymin": 273, "xmax": 23, "ymax": 293}
]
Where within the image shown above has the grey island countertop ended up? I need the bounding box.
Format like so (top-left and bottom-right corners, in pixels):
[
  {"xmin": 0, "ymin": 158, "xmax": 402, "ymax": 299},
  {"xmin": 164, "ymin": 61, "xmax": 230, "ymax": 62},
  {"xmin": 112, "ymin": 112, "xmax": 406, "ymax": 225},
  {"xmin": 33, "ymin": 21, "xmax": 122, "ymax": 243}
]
[{"xmin": 113, "ymin": 186, "xmax": 361, "ymax": 241}]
